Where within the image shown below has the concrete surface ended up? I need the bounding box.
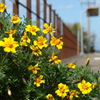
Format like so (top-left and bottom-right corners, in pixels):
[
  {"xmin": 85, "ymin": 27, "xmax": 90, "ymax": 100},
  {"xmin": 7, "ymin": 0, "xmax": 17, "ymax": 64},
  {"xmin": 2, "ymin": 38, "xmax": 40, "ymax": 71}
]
[{"xmin": 62, "ymin": 52, "xmax": 100, "ymax": 73}]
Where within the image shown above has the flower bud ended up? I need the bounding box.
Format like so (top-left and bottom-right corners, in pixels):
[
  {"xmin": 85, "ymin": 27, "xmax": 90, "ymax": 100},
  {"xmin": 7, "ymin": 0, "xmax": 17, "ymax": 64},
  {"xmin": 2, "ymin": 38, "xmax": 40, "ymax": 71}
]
[
  {"xmin": 22, "ymin": 78, "xmax": 26, "ymax": 85},
  {"xmin": 7, "ymin": 89, "xmax": 12, "ymax": 96},
  {"xmin": 85, "ymin": 58, "xmax": 90, "ymax": 66}
]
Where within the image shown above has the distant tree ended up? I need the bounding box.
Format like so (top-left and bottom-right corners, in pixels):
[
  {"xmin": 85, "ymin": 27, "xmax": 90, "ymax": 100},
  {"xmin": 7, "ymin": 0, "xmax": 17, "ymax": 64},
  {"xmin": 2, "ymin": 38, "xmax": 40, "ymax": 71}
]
[
  {"xmin": 90, "ymin": 34, "xmax": 96, "ymax": 52},
  {"xmin": 66, "ymin": 23, "xmax": 96, "ymax": 53},
  {"xmin": 66, "ymin": 23, "xmax": 78, "ymax": 37},
  {"xmin": 83, "ymin": 31, "xmax": 90, "ymax": 53}
]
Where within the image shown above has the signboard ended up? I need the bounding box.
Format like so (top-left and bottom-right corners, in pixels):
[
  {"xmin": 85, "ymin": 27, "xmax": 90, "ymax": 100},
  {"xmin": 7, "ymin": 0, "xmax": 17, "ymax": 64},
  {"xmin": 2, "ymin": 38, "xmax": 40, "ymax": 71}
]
[{"xmin": 87, "ymin": 7, "xmax": 99, "ymax": 16}]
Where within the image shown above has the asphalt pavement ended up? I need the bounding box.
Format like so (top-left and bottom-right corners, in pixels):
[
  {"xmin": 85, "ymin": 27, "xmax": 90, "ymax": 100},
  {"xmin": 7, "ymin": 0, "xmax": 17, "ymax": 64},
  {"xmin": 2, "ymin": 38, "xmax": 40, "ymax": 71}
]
[{"xmin": 62, "ymin": 52, "xmax": 100, "ymax": 73}]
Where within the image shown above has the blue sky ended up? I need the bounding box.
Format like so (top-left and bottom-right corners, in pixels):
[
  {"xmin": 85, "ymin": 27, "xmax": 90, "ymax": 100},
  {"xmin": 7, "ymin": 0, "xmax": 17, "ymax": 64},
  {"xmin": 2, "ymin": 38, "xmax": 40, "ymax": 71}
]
[
  {"xmin": 49, "ymin": 0, "xmax": 100, "ymax": 51},
  {"xmin": 5, "ymin": 0, "xmax": 100, "ymax": 51}
]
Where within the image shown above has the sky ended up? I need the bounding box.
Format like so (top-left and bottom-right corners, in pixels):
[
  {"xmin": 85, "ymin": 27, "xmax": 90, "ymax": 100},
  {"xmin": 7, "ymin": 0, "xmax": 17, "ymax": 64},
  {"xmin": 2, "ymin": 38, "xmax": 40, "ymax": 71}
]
[
  {"xmin": 5, "ymin": 0, "xmax": 100, "ymax": 51},
  {"xmin": 48, "ymin": 0, "xmax": 100, "ymax": 51}
]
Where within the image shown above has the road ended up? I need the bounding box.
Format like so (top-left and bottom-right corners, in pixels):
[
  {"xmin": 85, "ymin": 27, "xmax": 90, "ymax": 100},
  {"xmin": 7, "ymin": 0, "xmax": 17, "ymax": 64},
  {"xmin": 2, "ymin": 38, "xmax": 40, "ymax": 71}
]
[{"xmin": 62, "ymin": 52, "xmax": 100, "ymax": 73}]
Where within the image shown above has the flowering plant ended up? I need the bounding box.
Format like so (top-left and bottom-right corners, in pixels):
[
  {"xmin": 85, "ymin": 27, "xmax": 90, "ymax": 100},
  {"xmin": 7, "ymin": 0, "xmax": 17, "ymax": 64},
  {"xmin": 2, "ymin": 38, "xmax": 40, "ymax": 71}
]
[{"xmin": 0, "ymin": 3, "xmax": 100, "ymax": 100}]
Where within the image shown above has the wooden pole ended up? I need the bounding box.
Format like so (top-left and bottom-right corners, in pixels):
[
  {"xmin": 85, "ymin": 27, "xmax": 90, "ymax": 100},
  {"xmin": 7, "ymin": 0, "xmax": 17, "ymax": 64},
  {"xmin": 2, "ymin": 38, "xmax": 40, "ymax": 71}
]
[
  {"xmin": 26, "ymin": 0, "xmax": 31, "ymax": 20},
  {"xmin": 36, "ymin": 0, "xmax": 40, "ymax": 27},
  {"xmin": 13, "ymin": 0, "xmax": 19, "ymax": 15},
  {"xmin": 44, "ymin": 0, "xmax": 47, "ymax": 23}
]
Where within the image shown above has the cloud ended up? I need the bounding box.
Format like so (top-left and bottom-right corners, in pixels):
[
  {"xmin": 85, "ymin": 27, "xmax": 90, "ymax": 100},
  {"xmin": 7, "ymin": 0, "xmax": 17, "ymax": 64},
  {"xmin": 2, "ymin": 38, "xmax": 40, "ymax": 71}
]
[
  {"xmin": 54, "ymin": 4, "xmax": 74, "ymax": 10},
  {"xmin": 65, "ymin": 5, "xmax": 74, "ymax": 9},
  {"xmin": 56, "ymin": 5, "xmax": 64, "ymax": 9}
]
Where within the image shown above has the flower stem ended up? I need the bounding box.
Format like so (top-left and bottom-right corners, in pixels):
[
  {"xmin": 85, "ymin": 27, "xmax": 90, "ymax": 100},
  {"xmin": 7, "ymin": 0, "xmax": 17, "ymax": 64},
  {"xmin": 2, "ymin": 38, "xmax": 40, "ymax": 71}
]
[{"xmin": 0, "ymin": 52, "xmax": 8, "ymax": 65}]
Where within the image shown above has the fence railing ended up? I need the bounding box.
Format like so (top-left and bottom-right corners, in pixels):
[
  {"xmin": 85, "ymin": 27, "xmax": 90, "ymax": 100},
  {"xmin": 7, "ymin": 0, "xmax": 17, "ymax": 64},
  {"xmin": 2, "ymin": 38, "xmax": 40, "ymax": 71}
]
[{"xmin": 10, "ymin": 0, "xmax": 78, "ymax": 59}]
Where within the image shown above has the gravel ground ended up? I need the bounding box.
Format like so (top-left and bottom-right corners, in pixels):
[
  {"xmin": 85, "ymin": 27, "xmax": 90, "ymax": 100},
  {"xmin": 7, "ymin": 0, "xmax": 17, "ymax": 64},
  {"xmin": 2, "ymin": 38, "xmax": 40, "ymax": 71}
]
[{"xmin": 62, "ymin": 52, "xmax": 100, "ymax": 73}]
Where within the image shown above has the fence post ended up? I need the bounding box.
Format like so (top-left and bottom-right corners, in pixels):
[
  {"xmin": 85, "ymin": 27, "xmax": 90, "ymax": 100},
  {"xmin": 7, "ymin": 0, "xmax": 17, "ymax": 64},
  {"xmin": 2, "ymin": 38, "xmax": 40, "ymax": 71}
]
[
  {"xmin": 49, "ymin": 5, "xmax": 52, "ymax": 23},
  {"xmin": 53, "ymin": 10, "xmax": 56, "ymax": 37},
  {"xmin": 13, "ymin": 0, "xmax": 19, "ymax": 15},
  {"xmin": 58, "ymin": 17, "xmax": 61, "ymax": 37},
  {"xmin": 56, "ymin": 14, "xmax": 59, "ymax": 38},
  {"xmin": 55, "ymin": 13, "xmax": 58, "ymax": 37},
  {"xmin": 44, "ymin": 0, "xmax": 47, "ymax": 23},
  {"xmin": 36, "ymin": 0, "xmax": 40, "ymax": 27},
  {"xmin": 57, "ymin": 14, "xmax": 59, "ymax": 38},
  {"xmin": 60, "ymin": 20, "xmax": 64, "ymax": 36},
  {"xmin": 53, "ymin": 10, "xmax": 55, "ymax": 27},
  {"xmin": 26, "ymin": 0, "xmax": 31, "ymax": 20},
  {"xmin": 48, "ymin": 5, "xmax": 52, "ymax": 39}
]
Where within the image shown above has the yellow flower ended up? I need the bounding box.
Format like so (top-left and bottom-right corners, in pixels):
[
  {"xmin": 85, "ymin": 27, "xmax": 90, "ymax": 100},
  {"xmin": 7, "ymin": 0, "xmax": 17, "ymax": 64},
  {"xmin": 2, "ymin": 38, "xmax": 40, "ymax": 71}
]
[
  {"xmin": 77, "ymin": 80, "xmax": 92, "ymax": 94},
  {"xmin": 28, "ymin": 64, "xmax": 40, "ymax": 74},
  {"xmin": 55, "ymin": 83, "xmax": 69, "ymax": 98},
  {"xmin": 92, "ymin": 83, "xmax": 97, "ymax": 89},
  {"xmin": 0, "ymin": 35, "xmax": 19, "ymax": 53},
  {"xmin": 42, "ymin": 23, "xmax": 56, "ymax": 36},
  {"xmin": 0, "ymin": 3, "xmax": 6, "ymax": 12},
  {"xmin": 46, "ymin": 94, "xmax": 55, "ymax": 100},
  {"xmin": 50, "ymin": 37, "xmax": 63, "ymax": 49},
  {"xmin": 49, "ymin": 53, "xmax": 61, "ymax": 65},
  {"xmin": 20, "ymin": 41, "xmax": 28, "ymax": 46},
  {"xmin": 5, "ymin": 28, "xmax": 17, "ymax": 36},
  {"xmin": 34, "ymin": 36, "xmax": 48, "ymax": 49},
  {"xmin": 67, "ymin": 63, "xmax": 76, "ymax": 69},
  {"xmin": 34, "ymin": 75, "xmax": 45, "ymax": 87},
  {"xmin": 20, "ymin": 32, "xmax": 30, "ymax": 45},
  {"xmin": 20, "ymin": 32, "xmax": 31, "ymax": 46},
  {"xmin": 25, "ymin": 25, "xmax": 40, "ymax": 35},
  {"xmin": 30, "ymin": 45, "xmax": 42, "ymax": 56},
  {"xmin": 98, "ymin": 77, "xmax": 100, "ymax": 79},
  {"xmin": 10, "ymin": 16, "xmax": 20, "ymax": 24},
  {"xmin": 69, "ymin": 90, "xmax": 79, "ymax": 100}
]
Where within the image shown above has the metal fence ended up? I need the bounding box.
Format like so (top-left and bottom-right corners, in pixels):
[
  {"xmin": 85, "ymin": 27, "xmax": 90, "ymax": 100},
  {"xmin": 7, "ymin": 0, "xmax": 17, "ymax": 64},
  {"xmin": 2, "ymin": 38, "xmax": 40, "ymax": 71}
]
[{"xmin": 10, "ymin": 0, "xmax": 78, "ymax": 59}]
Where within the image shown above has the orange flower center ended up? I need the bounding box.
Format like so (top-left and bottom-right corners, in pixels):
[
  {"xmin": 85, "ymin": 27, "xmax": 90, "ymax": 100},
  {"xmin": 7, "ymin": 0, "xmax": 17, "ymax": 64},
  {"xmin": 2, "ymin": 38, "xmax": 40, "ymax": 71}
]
[
  {"xmin": 8, "ymin": 44, "xmax": 13, "ymax": 48},
  {"xmin": 38, "ymin": 41, "xmax": 43, "ymax": 45},
  {"xmin": 52, "ymin": 56, "xmax": 58, "ymax": 61},
  {"xmin": 12, "ymin": 17, "xmax": 18, "ymax": 21},
  {"xmin": 59, "ymin": 87, "xmax": 65, "ymax": 93},
  {"xmin": 23, "ymin": 36, "xmax": 28, "ymax": 40},
  {"xmin": 31, "ymin": 27, "xmax": 36, "ymax": 32},
  {"xmin": 36, "ymin": 78, "xmax": 41, "ymax": 83},
  {"xmin": 82, "ymin": 84, "xmax": 89, "ymax": 90},
  {"xmin": 47, "ymin": 27, "xmax": 52, "ymax": 32}
]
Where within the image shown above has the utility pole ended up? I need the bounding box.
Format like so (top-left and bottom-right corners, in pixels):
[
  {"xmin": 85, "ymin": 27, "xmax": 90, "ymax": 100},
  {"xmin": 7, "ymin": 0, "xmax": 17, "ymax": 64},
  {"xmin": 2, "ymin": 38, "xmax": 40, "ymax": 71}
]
[
  {"xmin": 79, "ymin": 0, "xmax": 96, "ymax": 53},
  {"xmin": 80, "ymin": 10, "xmax": 86, "ymax": 55}
]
